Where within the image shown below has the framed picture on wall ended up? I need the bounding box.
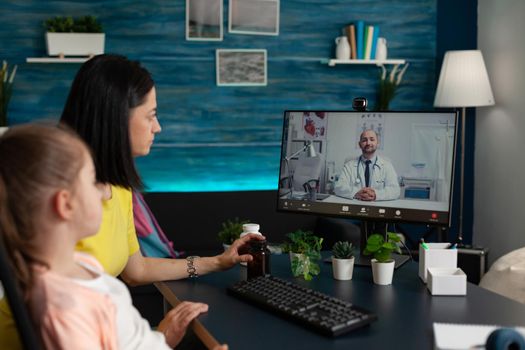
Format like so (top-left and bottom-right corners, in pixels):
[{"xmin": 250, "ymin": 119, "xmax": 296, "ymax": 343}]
[
  {"xmin": 229, "ymin": 0, "xmax": 280, "ymax": 36},
  {"xmin": 186, "ymin": 0, "xmax": 223, "ymax": 41},
  {"xmin": 216, "ymin": 49, "xmax": 267, "ymax": 86}
]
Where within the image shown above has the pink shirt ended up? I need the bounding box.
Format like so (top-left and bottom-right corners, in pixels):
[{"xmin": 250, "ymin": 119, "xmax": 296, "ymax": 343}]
[{"xmin": 30, "ymin": 254, "xmax": 118, "ymax": 350}]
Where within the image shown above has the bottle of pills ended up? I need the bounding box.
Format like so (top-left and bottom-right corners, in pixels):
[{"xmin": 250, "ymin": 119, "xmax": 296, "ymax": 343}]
[
  {"xmin": 240, "ymin": 223, "xmax": 262, "ymax": 266},
  {"xmin": 247, "ymin": 239, "xmax": 271, "ymax": 279},
  {"xmin": 240, "ymin": 223, "xmax": 261, "ymax": 238}
]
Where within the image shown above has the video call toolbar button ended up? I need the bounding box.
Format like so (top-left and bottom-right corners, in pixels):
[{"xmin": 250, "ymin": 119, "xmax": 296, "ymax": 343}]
[
  {"xmin": 342, "ymin": 205, "xmax": 349, "ymax": 212},
  {"xmin": 395, "ymin": 210, "xmax": 401, "ymax": 216},
  {"xmin": 378, "ymin": 208, "xmax": 386, "ymax": 214}
]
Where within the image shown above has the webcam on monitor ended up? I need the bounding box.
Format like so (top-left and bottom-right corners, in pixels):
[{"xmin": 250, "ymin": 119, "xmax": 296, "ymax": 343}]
[{"xmin": 352, "ymin": 97, "xmax": 368, "ymax": 111}]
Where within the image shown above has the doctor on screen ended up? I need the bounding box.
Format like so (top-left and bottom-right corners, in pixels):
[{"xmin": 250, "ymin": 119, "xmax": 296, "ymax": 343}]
[{"xmin": 334, "ymin": 129, "xmax": 400, "ymax": 201}]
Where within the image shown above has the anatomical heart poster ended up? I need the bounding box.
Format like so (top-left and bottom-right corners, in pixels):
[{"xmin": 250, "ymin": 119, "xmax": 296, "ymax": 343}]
[{"xmin": 302, "ymin": 111, "xmax": 327, "ymax": 140}]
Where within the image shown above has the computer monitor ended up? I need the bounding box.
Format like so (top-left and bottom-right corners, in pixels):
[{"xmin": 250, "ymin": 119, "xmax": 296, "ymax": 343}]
[{"xmin": 277, "ymin": 110, "xmax": 458, "ymax": 264}]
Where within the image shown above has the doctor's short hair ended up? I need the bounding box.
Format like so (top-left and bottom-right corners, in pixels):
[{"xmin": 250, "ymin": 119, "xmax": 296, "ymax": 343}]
[
  {"xmin": 60, "ymin": 54, "xmax": 155, "ymax": 190},
  {"xmin": 359, "ymin": 129, "xmax": 380, "ymax": 142}
]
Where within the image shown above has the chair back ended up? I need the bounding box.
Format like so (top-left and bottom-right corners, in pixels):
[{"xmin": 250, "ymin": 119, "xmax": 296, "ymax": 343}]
[{"xmin": 0, "ymin": 240, "xmax": 42, "ymax": 349}]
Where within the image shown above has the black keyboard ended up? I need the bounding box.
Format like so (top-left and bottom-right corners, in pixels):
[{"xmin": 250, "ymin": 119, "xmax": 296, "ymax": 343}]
[{"xmin": 227, "ymin": 275, "xmax": 377, "ymax": 337}]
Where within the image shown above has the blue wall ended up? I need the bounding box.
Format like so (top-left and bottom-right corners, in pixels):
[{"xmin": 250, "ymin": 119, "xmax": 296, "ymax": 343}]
[{"xmin": 2, "ymin": 0, "xmax": 437, "ymax": 192}]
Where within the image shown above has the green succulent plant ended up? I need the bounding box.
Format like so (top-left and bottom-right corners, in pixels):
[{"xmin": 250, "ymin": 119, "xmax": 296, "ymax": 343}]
[
  {"xmin": 217, "ymin": 217, "xmax": 249, "ymax": 245},
  {"xmin": 283, "ymin": 230, "xmax": 323, "ymax": 281},
  {"xmin": 363, "ymin": 233, "xmax": 401, "ymax": 263},
  {"xmin": 44, "ymin": 16, "xmax": 103, "ymax": 33},
  {"xmin": 332, "ymin": 241, "xmax": 355, "ymax": 260}
]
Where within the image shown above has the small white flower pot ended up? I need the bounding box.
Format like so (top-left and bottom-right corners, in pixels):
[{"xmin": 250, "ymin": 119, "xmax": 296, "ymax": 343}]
[
  {"xmin": 371, "ymin": 259, "xmax": 395, "ymax": 285},
  {"xmin": 332, "ymin": 256, "xmax": 355, "ymax": 280},
  {"xmin": 46, "ymin": 32, "xmax": 105, "ymax": 57}
]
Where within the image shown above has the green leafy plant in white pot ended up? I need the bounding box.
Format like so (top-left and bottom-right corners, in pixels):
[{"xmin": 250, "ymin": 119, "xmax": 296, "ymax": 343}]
[
  {"xmin": 331, "ymin": 241, "xmax": 355, "ymax": 280},
  {"xmin": 363, "ymin": 233, "xmax": 401, "ymax": 285},
  {"xmin": 0, "ymin": 61, "xmax": 17, "ymax": 134},
  {"xmin": 217, "ymin": 217, "xmax": 249, "ymax": 250},
  {"xmin": 44, "ymin": 16, "xmax": 105, "ymax": 57},
  {"xmin": 282, "ymin": 230, "xmax": 323, "ymax": 281}
]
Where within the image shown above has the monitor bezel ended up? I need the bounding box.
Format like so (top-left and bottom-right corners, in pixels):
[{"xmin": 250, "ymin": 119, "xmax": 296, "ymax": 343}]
[{"xmin": 276, "ymin": 109, "xmax": 459, "ymax": 227}]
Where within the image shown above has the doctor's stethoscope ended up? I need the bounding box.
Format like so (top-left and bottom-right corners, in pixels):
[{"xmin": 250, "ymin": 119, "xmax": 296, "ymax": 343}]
[{"xmin": 354, "ymin": 157, "xmax": 380, "ymax": 185}]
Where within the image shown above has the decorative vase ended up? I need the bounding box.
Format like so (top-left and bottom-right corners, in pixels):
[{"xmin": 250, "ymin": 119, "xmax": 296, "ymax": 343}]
[
  {"xmin": 371, "ymin": 259, "xmax": 395, "ymax": 285},
  {"xmin": 335, "ymin": 36, "xmax": 351, "ymax": 60},
  {"xmin": 332, "ymin": 256, "xmax": 355, "ymax": 280},
  {"xmin": 375, "ymin": 37, "xmax": 387, "ymax": 61},
  {"xmin": 0, "ymin": 126, "xmax": 8, "ymax": 136}
]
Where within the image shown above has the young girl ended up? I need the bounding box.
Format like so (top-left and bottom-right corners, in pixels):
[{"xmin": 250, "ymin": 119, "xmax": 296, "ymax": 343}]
[{"xmin": 0, "ymin": 124, "xmax": 228, "ymax": 349}]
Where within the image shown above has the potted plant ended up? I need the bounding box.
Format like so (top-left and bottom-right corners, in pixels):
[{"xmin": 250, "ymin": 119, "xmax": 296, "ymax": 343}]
[
  {"xmin": 217, "ymin": 217, "xmax": 249, "ymax": 250},
  {"xmin": 0, "ymin": 61, "xmax": 17, "ymax": 133},
  {"xmin": 282, "ymin": 230, "xmax": 323, "ymax": 281},
  {"xmin": 44, "ymin": 16, "xmax": 105, "ymax": 57},
  {"xmin": 363, "ymin": 233, "xmax": 401, "ymax": 285},
  {"xmin": 331, "ymin": 241, "xmax": 355, "ymax": 280}
]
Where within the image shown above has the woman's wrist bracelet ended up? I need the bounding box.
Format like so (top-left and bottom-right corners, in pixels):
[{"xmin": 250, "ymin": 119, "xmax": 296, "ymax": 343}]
[{"xmin": 186, "ymin": 256, "xmax": 199, "ymax": 278}]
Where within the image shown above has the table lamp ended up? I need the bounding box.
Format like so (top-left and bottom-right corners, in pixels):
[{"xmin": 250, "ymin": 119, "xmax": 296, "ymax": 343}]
[{"xmin": 434, "ymin": 50, "xmax": 495, "ymax": 245}]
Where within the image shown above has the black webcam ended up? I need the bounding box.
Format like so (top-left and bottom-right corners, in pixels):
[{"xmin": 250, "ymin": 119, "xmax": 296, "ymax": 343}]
[{"xmin": 352, "ymin": 97, "xmax": 368, "ymax": 111}]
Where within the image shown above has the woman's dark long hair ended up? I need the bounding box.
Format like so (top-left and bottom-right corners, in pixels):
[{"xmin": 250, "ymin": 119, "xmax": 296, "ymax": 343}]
[{"xmin": 60, "ymin": 54, "xmax": 155, "ymax": 189}]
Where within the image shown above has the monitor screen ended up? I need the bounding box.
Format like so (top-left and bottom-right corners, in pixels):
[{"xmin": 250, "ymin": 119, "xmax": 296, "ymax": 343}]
[{"xmin": 277, "ymin": 110, "xmax": 458, "ymax": 226}]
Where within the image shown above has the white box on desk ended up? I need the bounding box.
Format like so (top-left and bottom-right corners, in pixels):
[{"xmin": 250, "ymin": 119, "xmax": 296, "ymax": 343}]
[
  {"xmin": 427, "ymin": 268, "xmax": 467, "ymax": 295},
  {"xmin": 419, "ymin": 243, "xmax": 457, "ymax": 283}
]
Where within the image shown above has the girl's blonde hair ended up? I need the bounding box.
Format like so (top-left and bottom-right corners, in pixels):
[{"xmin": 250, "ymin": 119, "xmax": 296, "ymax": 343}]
[{"xmin": 0, "ymin": 123, "xmax": 87, "ymax": 297}]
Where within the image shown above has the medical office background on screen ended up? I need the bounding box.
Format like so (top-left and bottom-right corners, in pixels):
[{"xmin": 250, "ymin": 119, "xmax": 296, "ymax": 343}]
[{"xmin": 277, "ymin": 111, "xmax": 458, "ymax": 226}]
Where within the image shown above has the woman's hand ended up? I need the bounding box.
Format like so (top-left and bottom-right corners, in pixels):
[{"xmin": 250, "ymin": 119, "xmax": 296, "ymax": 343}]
[
  {"xmin": 216, "ymin": 233, "xmax": 266, "ymax": 270},
  {"xmin": 157, "ymin": 301, "xmax": 208, "ymax": 348}
]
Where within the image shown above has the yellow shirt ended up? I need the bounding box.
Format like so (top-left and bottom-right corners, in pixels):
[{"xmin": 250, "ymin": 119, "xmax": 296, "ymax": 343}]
[
  {"xmin": 0, "ymin": 186, "xmax": 140, "ymax": 349},
  {"xmin": 0, "ymin": 298, "xmax": 21, "ymax": 350},
  {"xmin": 76, "ymin": 185, "xmax": 140, "ymax": 277}
]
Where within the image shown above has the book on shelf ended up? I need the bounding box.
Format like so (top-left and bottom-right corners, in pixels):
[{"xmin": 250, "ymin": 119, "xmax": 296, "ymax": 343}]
[
  {"xmin": 356, "ymin": 20, "xmax": 365, "ymax": 60},
  {"xmin": 370, "ymin": 26, "xmax": 380, "ymax": 59},
  {"xmin": 345, "ymin": 24, "xmax": 357, "ymax": 60},
  {"xmin": 364, "ymin": 25, "xmax": 374, "ymax": 60}
]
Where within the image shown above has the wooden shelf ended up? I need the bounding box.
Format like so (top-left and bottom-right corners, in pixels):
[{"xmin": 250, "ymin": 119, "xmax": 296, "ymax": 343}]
[
  {"xmin": 26, "ymin": 57, "xmax": 90, "ymax": 63},
  {"xmin": 323, "ymin": 58, "xmax": 406, "ymax": 67}
]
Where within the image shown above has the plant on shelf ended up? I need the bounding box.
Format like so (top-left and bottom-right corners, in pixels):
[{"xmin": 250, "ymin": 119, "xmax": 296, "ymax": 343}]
[
  {"xmin": 0, "ymin": 61, "xmax": 17, "ymax": 128},
  {"xmin": 44, "ymin": 16, "xmax": 103, "ymax": 33},
  {"xmin": 363, "ymin": 233, "xmax": 401, "ymax": 285},
  {"xmin": 375, "ymin": 63, "xmax": 409, "ymax": 111},
  {"xmin": 217, "ymin": 217, "xmax": 250, "ymax": 247},
  {"xmin": 43, "ymin": 16, "xmax": 105, "ymax": 57},
  {"xmin": 331, "ymin": 241, "xmax": 355, "ymax": 280},
  {"xmin": 282, "ymin": 229, "xmax": 323, "ymax": 281}
]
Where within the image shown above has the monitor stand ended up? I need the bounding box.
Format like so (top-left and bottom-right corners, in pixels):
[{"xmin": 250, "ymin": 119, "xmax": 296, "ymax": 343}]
[{"xmin": 355, "ymin": 221, "xmax": 411, "ymax": 270}]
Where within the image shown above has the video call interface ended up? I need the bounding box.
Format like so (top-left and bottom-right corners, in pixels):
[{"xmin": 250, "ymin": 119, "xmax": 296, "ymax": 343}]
[{"xmin": 277, "ymin": 110, "xmax": 458, "ymax": 225}]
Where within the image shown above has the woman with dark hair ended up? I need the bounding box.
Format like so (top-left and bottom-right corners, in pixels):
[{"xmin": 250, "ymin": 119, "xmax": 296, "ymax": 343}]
[{"xmin": 60, "ymin": 54, "xmax": 262, "ymax": 283}]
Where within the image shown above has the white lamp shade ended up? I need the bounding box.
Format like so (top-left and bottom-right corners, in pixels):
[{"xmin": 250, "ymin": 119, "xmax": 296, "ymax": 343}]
[{"xmin": 434, "ymin": 50, "xmax": 495, "ymax": 107}]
